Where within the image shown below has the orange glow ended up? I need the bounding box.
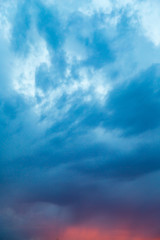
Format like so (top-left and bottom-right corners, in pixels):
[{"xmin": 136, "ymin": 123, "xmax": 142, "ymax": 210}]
[
  {"xmin": 45, "ymin": 225, "xmax": 160, "ymax": 240},
  {"xmin": 62, "ymin": 227, "xmax": 142, "ymax": 240}
]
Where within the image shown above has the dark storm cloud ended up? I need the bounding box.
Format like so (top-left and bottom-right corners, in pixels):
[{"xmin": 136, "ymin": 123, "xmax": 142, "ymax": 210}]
[
  {"xmin": 3, "ymin": 162, "xmax": 159, "ymax": 237},
  {"xmin": 106, "ymin": 64, "xmax": 160, "ymax": 135}
]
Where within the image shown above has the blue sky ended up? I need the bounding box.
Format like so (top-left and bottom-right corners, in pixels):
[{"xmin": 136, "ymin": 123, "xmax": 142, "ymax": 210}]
[{"xmin": 0, "ymin": 0, "xmax": 160, "ymax": 239}]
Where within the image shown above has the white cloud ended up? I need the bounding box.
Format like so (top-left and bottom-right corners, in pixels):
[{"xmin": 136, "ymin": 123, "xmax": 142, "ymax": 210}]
[
  {"xmin": 115, "ymin": 0, "xmax": 160, "ymax": 47},
  {"xmin": 0, "ymin": 0, "xmax": 17, "ymax": 42},
  {"xmin": 136, "ymin": 0, "xmax": 160, "ymax": 46},
  {"xmin": 82, "ymin": 0, "xmax": 160, "ymax": 47},
  {"xmin": 13, "ymin": 36, "xmax": 51, "ymax": 98},
  {"xmin": 0, "ymin": 14, "xmax": 11, "ymax": 42},
  {"xmin": 64, "ymin": 35, "xmax": 88, "ymax": 62},
  {"xmin": 79, "ymin": 0, "xmax": 112, "ymax": 16}
]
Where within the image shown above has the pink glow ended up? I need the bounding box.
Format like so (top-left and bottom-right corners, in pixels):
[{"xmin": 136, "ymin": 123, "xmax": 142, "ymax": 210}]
[{"xmin": 44, "ymin": 226, "xmax": 160, "ymax": 240}]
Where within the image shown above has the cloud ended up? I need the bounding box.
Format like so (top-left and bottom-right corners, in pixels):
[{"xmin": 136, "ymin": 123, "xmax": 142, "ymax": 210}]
[
  {"xmin": 106, "ymin": 64, "xmax": 160, "ymax": 135},
  {"xmin": 0, "ymin": 0, "xmax": 160, "ymax": 239},
  {"xmin": 136, "ymin": 0, "xmax": 160, "ymax": 46}
]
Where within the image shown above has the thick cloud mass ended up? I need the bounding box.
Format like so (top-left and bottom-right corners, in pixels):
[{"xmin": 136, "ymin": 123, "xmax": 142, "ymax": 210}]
[{"xmin": 0, "ymin": 0, "xmax": 160, "ymax": 239}]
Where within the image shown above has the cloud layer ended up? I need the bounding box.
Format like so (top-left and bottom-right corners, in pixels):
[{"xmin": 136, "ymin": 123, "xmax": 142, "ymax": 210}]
[{"xmin": 0, "ymin": 0, "xmax": 160, "ymax": 239}]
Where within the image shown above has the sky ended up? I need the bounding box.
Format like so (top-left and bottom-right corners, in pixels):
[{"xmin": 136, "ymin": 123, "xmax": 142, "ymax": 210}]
[{"xmin": 0, "ymin": 0, "xmax": 160, "ymax": 239}]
